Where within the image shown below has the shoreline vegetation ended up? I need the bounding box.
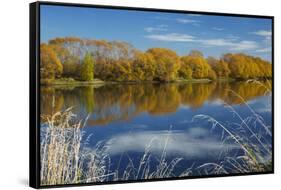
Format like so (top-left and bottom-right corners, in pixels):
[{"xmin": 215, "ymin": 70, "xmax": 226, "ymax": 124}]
[
  {"xmin": 41, "ymin": 78, "xmax": 216, "ymax": 86},
  {"xmin": 40, "ymin": 37, "xmax": 272, "ymax": 85},
  {"xmin": 41, "ymin": 77, "xmax": 272, "ymax": 86}
]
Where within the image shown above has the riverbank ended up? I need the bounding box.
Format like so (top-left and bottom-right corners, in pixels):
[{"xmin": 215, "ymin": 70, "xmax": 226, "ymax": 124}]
[
  {"xmin": 41, "ymin": 77, "xmax": 271, "ymax": 86},
  {"xmin": 41, "ymin": 78, "xmax": 106, "ymax": 86}
]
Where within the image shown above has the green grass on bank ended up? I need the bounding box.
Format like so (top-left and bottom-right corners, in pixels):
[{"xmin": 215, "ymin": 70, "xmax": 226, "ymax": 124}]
[
  {"xmin": 41, "ymin": 78, "xmax": 105, "ymax": 86},
  {"xmin": 41, "ymin": 77, "xmax": 271, "ymax": 86}
]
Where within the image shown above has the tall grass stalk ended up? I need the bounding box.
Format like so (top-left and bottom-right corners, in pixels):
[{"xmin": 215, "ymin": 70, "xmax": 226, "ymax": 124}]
[
  {"xmin": 193, "ymin": 80, "xmax": 272, "ymax": 174},
  {"xmin": 40, "ymin": 108, "xmax": 109, "ymax": 185},
  {"xmin": 40, "ymin": 109, "xmax": 188, "ymax": 185}
]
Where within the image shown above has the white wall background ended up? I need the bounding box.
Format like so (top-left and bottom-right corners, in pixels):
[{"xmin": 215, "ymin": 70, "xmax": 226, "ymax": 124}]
[{"xmin": 0, "ymin": 0, "xmax": 279, "ymax": 189}]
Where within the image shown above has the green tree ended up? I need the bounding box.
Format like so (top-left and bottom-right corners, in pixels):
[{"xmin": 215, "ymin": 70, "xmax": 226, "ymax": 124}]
[{"xmin": 80, "ymin": 53, "xmax": 94, "ymax": 81}]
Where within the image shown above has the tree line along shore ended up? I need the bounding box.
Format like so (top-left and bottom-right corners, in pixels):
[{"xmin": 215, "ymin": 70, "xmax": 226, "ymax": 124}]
[{"xmin": 40, "ymin": 37, "xmax": 272, "ymax": 85}]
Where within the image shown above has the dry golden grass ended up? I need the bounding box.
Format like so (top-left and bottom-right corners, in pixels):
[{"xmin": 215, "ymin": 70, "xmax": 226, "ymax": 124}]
[
  {"xmin": 40, "ymin": 108, "xmax": 110, "ymax": 185},
  {"xmin": 40, "ymin": 109, "xmax": 189, "ymax": 185},
  {"xmin": 193, "ymin": 80, "xmax": 272, "ymax": 175}
]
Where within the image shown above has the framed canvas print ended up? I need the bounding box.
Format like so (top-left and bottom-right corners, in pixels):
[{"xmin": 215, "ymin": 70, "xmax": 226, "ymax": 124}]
[{"xmin": 29, "ymin": 1, "xmax": 274, "ymax": 188}]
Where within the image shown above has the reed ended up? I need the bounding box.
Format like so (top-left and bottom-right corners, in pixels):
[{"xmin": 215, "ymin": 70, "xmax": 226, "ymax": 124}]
[
  {"xmin": 40, "ymin": 108, "xmax": 110, "ymax": 185},
  {"xmin": 193, "ymin": 80, "xmax": 272, "ymax": 175},
  {"xmin": 40, "ymin": 109, "xmax": 188, "ymax": 185}
]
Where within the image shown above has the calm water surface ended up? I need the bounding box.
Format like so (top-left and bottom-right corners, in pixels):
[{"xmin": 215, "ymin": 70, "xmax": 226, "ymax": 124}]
[{"xmin": 41, "ymin": 81, "xmax": 272, "ymax": 178}]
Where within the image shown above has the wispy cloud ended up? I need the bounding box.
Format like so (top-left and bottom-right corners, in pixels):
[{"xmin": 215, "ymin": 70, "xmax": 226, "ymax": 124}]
[
  {"xmin": 251, "ymin": 30, "xmax": 271, "ymax": 53},
  {"xmin": 145, "ymin": 32, "xmax": 259, "ymax": 51},
  {"xmin": 252, "ymin": 30, "xmax": 271, "ymax": 37},
  {"xmin": 176, "ymin": 18, "xmax": 201, "ymax": 26},
  {"xmin": 231, "ymin": 41, "xmax": 259, "ymax": 51},
  {"xmin": 252, "ymin": 30, "xmax": 272, "ymax": 42},
  {"xmin": 176, "ymin": 18, "xmax": 200, "ymax": 24},
  {"xmin": 200, "ymin": 39, "xmax": 258, "ymax": 51},
  {"xmin": 145, "ymin": 33, "xmax": 195, "ymax": 42},
  {"xmin": 226, "ymin": 34, "xmax": 240, "ymax": 41},
  {"xmin": 144, "ymin": 24, "xmax": 168, "ymax": 33},
  {"xmin": 256, "ymin": 47, "xmax": 271, "ymax": 53},
  {"xmin": 199, "ymin": 39, "xmax": 232, "ymax": 46},
  {"xmin": 212, "ymin": 27, "xmax": 224, "ymax": 31},
  {"xmin": 153, "ymin": 16, "xmax": 201, "ymax": 26}
]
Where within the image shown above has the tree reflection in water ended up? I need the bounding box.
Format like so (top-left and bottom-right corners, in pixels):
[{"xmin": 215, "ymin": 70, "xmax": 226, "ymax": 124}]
[{"xmin": 40, "ymin": 81, "xmax": 271, "ymax": 126}]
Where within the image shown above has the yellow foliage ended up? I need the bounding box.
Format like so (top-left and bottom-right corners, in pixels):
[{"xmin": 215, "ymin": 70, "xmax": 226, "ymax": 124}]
[
  {"xmin": 147, "ymin": 48, "xmax": 181, "ymax": 81},
  {"xmin": 40, "ymin": 44, "xmax": 63, "ymax": 79}
]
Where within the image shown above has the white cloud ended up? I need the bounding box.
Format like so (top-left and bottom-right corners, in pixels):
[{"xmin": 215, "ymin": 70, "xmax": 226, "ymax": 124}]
[
  {"xmin": 252, "ymin": 30, "xmax": 272, "ymax": 37},
  {"xmin": 252, "ymin": 30, "xmax": 272, "ymax": 42},
  {"xmin": 145, "ymin": 32, "xmax": 259, "ymax": 51},
  {"xmin": 145, "ymin": 33, "xmax": 195, "ymax": 42},
  {"xmin": 200, "ymin": 39, "xmax": 233, "ymax": 46},
  {"xmin": 176, "ymin": 18, "xmax": 200, "ymax": 24},
  {"xmin": 256, "ymin": 47, "xmax": 271, "ymax": 53},
  {"xmin": 153, "ymin": 16, "xmax": 201, "ymax": 26},
  {"xmin": 226, "ymin": 34, "xmax": 240, "ymax": 41},
  {"xmin": 231, "ymin": 40, "xmax": 259, "ymax": 51},
  {"xmin": 176, "ymin": 18, "xmax": 201, "ymax": 26},
  {"xmin": 199, "ymin": 39, "xmax": 259, "ymax": 51},
  {"xmin": 144, "ymin": 24, "xmax": 168, "ymax": 33},
  {"xmin": 251, "ymin": 30, "xmax": 272, "ymax": 54}
]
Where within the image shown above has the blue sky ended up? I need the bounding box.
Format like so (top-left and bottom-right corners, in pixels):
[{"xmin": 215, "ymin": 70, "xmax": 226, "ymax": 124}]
[{"xmin": 41, "ymin": 5, "xmax": 272, "ymax": 61}]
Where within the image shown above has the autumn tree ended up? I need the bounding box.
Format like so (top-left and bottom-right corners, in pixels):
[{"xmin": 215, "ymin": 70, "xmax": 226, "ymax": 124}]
[
  {"xmin": 254, "ymin": 57, "xmax": 272, "ymax": 78},
  {"xmin": 208, "ymin": 69, "xmax": 217, "ymax": 80},
  {"xmin": 94, "ymin": 61, "xmax": 114, "ymax": 81},
  {"xmin": 80, "ymin": 53, "xmax": 94, "ymax": 81},
  {"xmin": 48, "ymin": 38, "xmax": 83, "ymax": 79},
  {"xmin": 131, "ymin": 52, "xmax": 156, "ymax": 81},
  {"xmin": 181, "ymin": 50, "xmax": 215, "ymax": 79},
  {"xmin": 189, "ymin": 50, "xmax": 204, "ymax": 58},
  {"xmin": 178, "ymin": 60, "xmax": 192, "ymax": 79},
  {"xmin": 110, "ymin": 60, "xmax": 132, "ymax": 81},
  {"xmin": 222, "ymin": 53, "xmax": 272, "ymax": 79},
  {"xmin": 40, "ymin": 44, "xmax": 63, "ymax": 79},
  {"xmin": 82, "ymin": 39, "xmax": 138, "ymax": 81},
  {"xmin": 147, "ymin": 48, "xmax": 180, "ymax": 81},
  {"xmin": 49, "ymin": 37, "xmax": 84, "ymax": 57},
  {"xmin": 62, "ymin": 56, "xmax": 80, "ymax": 78},
  {"xmin": 207, "ymin": 56, "xmax": 230, "ymax": 78},
  {"xmin": 41, "ymin": 37, "xmax": 272, "ymax": 82}
]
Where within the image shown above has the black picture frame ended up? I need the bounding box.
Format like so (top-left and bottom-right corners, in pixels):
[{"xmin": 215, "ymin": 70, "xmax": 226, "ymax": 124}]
[{"xmin": 30, "ymin": 1, "xmax": 274, "ymax": 189}]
